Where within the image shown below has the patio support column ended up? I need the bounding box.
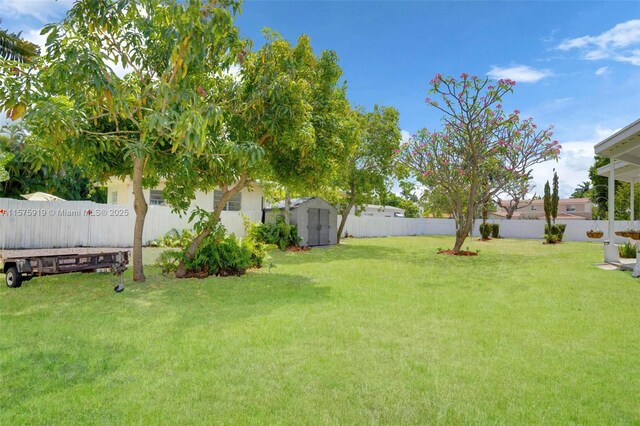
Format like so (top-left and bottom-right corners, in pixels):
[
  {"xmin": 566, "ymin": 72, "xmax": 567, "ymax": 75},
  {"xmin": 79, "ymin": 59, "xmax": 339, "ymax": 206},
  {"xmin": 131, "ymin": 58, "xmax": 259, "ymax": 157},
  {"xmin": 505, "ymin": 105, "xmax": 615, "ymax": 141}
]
[
  {"xmin": 605, "ymin": 159, "xmax": 620, "ymax": 263},
  {"xmin": 631, "ymin": 177, "xmax": 640, "ymax": 277},
  {"xmin": 608, "ymin": 159, "xmax": 615, "ymax": 239},
  {"xmin": 632, "ymin": 177, "xmax": 636, "ymax": 223}
]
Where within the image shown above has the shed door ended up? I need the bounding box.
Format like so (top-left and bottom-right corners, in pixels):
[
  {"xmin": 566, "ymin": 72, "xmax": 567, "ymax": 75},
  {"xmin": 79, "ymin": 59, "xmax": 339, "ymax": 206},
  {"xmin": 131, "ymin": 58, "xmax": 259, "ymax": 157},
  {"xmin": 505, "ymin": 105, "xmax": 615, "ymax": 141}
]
[
  {"xmin": 307, "ymin": 208, "xmax": 330, "ymax": 246},
  {"xmin": 307, "ymin": 208, "xmax": 320, "ymax": 246},
  {"xmin": 319, "ymin": 208, "xmax": 330, "ymax": 245}
]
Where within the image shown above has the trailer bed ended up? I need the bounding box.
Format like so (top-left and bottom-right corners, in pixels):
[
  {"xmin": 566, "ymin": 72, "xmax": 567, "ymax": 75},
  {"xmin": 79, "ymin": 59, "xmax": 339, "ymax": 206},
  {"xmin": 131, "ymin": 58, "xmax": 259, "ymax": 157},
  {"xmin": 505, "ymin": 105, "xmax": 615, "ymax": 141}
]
[{"xmin": 2, "ymin": 247, "xmax": 130, "ymax": 290}]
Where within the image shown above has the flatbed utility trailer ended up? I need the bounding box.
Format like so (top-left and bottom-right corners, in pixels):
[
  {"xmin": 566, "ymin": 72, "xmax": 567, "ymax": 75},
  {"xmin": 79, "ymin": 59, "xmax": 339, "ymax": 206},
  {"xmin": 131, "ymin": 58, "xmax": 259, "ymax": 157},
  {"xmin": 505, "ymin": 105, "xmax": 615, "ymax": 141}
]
[{"xmin": 1, "ymin": 249, "xmax": 129, "ymax": 292}]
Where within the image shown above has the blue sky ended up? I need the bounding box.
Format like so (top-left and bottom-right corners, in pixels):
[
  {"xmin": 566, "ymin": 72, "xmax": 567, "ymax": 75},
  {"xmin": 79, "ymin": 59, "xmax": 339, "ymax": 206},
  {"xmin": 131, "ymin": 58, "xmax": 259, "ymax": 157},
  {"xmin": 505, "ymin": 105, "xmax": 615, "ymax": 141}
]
[{"xmin": 2, "ymin": 0, "xmax": 640, "ymax": 197}]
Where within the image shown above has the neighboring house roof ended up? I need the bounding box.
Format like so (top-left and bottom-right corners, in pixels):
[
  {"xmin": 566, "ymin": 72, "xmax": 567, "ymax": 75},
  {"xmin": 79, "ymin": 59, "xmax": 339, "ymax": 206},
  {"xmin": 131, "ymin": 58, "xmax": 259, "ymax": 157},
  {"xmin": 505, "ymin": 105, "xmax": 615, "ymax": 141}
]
[
  {"xmin": 490, "ymin": 211, "xmax": 587, "ymax": 220},
  {"xmin": 497, "ymin": 198, "xmax": 591, "ymax": 205}
]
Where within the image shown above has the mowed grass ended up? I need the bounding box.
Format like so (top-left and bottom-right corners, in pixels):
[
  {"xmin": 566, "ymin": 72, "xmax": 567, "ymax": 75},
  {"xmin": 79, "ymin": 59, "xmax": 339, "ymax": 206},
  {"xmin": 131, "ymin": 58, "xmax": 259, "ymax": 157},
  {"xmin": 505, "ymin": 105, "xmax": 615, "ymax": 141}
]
[{"xmin": 1, "ymin": 236, "xmax": 639, "ymax": 424}]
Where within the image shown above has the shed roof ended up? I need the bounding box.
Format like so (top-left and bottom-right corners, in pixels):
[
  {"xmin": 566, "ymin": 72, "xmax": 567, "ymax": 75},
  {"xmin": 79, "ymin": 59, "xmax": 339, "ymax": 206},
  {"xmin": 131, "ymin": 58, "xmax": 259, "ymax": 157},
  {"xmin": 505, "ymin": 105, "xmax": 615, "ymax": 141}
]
[{"xmin": 265, "ymin": 197, "xmax": 320, "ymax": 210}]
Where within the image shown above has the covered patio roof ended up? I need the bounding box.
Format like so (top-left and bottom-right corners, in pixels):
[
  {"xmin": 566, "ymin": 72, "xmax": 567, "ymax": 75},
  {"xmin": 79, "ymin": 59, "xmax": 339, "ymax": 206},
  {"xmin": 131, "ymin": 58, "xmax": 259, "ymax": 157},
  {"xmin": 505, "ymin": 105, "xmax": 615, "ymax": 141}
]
[
  {"xmin": 594, "ymin": 117, "xmax": 640, "ymax": 268},
  {"xmin": 596, "ymin": 118, "xmax": 640, "ymax": 182}
]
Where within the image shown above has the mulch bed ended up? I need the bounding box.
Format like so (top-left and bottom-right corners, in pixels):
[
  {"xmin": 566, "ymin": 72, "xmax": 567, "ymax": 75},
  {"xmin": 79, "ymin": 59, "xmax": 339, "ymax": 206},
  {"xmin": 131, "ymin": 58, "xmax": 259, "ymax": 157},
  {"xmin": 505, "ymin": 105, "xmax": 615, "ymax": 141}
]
[
  {"xmin": 286, "ymin": 246, "xmax": 311, "ymax": 252},
  {"xmin": 477, "ymin": 238, "xmax": 492, "ymax": 242},
  {"xmin": 437, "ymin": 249, "xmax": 478, "ymax": 256}
]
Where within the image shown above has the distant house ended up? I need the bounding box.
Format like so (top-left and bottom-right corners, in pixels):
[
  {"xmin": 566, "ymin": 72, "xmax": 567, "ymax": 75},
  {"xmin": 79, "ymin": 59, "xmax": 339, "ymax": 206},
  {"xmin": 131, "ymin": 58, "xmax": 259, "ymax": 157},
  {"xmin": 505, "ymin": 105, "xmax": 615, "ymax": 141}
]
[
  {"xmin": 491, "ymin": 198, "xmax": 592, "ymax": 220},
  {"xmin": 105, "ymin": 177, "xmax": 264, "ymax": 219},
  {"xmin": 349, "ymin": 204, "xmax": 405, "ymax": 218},
  {"xmin": 264, "ymin": 197, "xmax": 337, "ymax": 247}
]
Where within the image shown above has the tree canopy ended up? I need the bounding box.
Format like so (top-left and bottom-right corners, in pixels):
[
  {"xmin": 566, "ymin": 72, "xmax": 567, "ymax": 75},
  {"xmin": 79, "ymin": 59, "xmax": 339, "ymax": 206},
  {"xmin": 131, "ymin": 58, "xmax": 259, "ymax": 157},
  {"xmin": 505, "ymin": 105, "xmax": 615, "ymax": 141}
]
[
  {"xmin": 0, "ymin": 0, "xmax": 243, "ymax": 281},
  {"xmin": 398, "ymin": 73, "xmax": 560, "ymax": 253},
  {"xmin": 327, "ymin": 105, "xmax": 401, "ymax": 243},
  {"xmin": 171, "ymin": 31, "xmax": 352, "ymax": 275}
]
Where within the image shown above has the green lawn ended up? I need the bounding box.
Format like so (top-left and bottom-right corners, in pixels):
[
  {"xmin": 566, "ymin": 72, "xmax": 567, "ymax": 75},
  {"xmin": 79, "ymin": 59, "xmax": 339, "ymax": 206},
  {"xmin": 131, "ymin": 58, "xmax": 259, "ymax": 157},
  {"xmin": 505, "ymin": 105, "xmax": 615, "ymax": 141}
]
[{"xmin": 1, "ymin": 237, "xmax": 639, "ymax": 424}]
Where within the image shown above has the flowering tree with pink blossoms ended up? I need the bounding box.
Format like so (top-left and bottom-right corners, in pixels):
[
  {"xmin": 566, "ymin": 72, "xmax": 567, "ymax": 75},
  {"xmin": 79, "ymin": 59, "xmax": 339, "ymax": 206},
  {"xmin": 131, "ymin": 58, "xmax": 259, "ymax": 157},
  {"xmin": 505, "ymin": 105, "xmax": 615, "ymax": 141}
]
[
  {"xmin": 495, "ymin": 117, "xmax": 560, "ymax": 219},
  {"xmin": 398, "ymin": 74, "xmax": 560, "ymax": 253}
]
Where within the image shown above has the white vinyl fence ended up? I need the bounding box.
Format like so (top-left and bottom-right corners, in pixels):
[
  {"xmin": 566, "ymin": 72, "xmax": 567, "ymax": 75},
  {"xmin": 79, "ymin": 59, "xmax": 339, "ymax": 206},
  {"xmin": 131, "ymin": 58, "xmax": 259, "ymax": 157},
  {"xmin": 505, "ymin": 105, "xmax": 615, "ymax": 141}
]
[
  {"xmin": 0, "ymin": 198, "xmax": 260, "ymax": 249},
  {"xmin": 342, "ymin": 215, "xmax": 629, "ymax": 244},
  {"xmin": 0, "ymin": 197, "xmax": 629, "ymax": 249}
]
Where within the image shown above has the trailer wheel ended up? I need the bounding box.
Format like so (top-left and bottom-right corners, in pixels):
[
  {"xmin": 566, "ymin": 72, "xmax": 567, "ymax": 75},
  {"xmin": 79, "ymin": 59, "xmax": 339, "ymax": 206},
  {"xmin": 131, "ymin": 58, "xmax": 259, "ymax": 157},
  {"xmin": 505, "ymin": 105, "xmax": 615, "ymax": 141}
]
[{"xmin": 6, "ymin": 267, "xmax": 22, "ymax": 288}]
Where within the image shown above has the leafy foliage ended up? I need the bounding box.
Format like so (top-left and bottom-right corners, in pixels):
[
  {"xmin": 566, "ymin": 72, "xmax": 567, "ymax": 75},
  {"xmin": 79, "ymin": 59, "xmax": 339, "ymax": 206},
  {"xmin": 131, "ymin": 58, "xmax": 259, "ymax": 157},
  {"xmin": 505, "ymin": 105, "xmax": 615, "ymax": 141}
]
[
  {"xmin": 571, "ymin": 181, "xmax": 591, "ymax": 199},
  {"xmin": 0, "ymin": 0, "xmax": 244, "ymax": 282},
  {"xmin": 491, "ymin": 223, "xmax": 500, "ymax": 239},
  {"xmin": 479, "ymin": 223, "xmax": 492, "ymax": 240},
  {"xmin": 0, "ymin": 20, "xmax": 40, "ymax": 63},
  {"xmin": 618, "ymin": 241, "xmax": 637, "ymax": 259},
  {"xmin": 551, "ymin": 170, "xmax": 559, "ymax": 223},
  {"xmin": 178, "ymin": 31, "xmax": 351, "ymax": 268},
  {"xmin": 248, "ymin": 216, "xmax": 301, "ymax": 251},
  {"xmin": 0, "ymin": 126, "xmax": 106, "ymax": 200},
  {"xmin": 158, "ymin": 223, "xmax": 267, "ymax": 277},
  {"xmin": 544, "ymin": 181, "xmax": 552, "ymax": 230},
  {"xmin": 398, "ymin": 73, "xmax": 560, "ymax": 253},
  {"xmin": 148, "ymin": 229, "xmax": 194, "ymax": 248},
  {"xmin": 0, "ymin": 148, "xmax": 12, "ymax": 183},
  {"xmin": 544, "ymin": 224, "xmax": 566, "ymax": 243},
  {"xmin": 328, "ymin": 105, "xmax": 401, "ymax": 242},
  {"xmin": 155, "ymin": 250, "xmax": 183, "ymax": 274}
]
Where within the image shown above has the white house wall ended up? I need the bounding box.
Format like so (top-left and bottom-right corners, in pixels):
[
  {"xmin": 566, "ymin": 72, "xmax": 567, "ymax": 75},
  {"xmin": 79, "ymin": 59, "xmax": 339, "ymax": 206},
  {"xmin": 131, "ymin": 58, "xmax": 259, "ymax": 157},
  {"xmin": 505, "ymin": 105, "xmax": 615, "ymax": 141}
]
[{"xmin": 106, "ymin": 181, "xmax": 263, "ymax": 212}]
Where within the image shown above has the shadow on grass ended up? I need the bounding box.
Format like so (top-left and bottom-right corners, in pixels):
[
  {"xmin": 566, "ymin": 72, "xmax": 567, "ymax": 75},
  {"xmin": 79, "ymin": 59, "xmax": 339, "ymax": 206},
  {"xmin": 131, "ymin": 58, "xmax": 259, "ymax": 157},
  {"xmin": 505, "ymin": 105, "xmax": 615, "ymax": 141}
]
[
  {"xmin": 1, "ymin": 338, "xmax": 127, "ymax": 417},
  {"xmin": 272, "ymin": 242, "xmax": 397, "ymax": 265}
]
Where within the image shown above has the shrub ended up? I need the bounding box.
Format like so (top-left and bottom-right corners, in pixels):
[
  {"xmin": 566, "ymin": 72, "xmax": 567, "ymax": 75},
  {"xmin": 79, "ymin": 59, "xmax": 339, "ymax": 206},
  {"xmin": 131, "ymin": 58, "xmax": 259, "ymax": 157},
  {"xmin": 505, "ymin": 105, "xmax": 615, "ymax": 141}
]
[
  {"xmin": 479, "ymin": 223, "xmax": 492, "ymax": 239},
  {"xmin": 149, "ymin": 228, "xmax": 194, "ymax": 248},
  {"xmin": 248, "ymin": 216, "xmax": 301, "ymax": 251},
  {"xmin": 491, "ymin": 223, "xmax": 500, "ymax": 238},
  {"xmin": 619, "ymin": 241, "xmax": 637, "ymax": 259},
  {"xmin": 544, "ymin": 233, "xmax": 559, "ymax": 244},
  {"xmin": 187, "ymin": 226, "xmax": 254, "ymax": 276},
  {"xmin": 555, "ymin": 224, "xmax": 566, "ymax": 241},
  {"xmin": 155, "ymin": 250, "xmax": 182, "ymax": 274},
  {"xmin": 164, "ymin": 220, "xmax": 268, "ymax": 278},
  {"xmin": 544, "ymin": 224, "xmax": 566, "ymax": 242}
]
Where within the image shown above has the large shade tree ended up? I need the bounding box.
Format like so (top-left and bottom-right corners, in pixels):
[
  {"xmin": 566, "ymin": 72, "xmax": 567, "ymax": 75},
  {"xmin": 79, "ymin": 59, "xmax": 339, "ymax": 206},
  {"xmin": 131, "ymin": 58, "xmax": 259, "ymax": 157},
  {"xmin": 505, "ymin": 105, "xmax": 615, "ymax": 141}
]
[
  {"xmin": 0, "ymin": 0, "xmax": 243, "ymax": 281},
  {"xmin": 169, "ymin": 32, "xmax": 351, "ymax": 276},
  {"xmin": 398, "ymin": 74, "xmax": 560, "ymax": 253},
  {"xmin": 329, "ymin": 105, "xmax": 401, "ymax": 244}
]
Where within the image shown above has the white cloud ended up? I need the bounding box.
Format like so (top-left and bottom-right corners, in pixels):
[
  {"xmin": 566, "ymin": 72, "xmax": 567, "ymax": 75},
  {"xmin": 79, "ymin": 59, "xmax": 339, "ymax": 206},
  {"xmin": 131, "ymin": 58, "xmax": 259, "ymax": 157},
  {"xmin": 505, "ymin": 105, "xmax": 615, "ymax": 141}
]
[
  {"xmin": 0, "ymin": 0, "xmax": 74, "ymax": 23},
  {"xmin": 486, "ymin": 65, "xmax": 552, "ymax": 83},
  {"xmin": 528, "ymin": 126, "xmax": 619, "ymax": 198},
  {"xmin": 557, "ymin": 19, "xmax": 640, "ymax": 66},
  {"xmin": 595, "ymin": 66, "xmax": 611, "ymax": 76},
  {"xmin": 553, "ymin": 97, "xmax": 573, "ymax": 104},
  {"xmin": 400, "ymin": 129, "xmax": 411, "ymax": 144}
]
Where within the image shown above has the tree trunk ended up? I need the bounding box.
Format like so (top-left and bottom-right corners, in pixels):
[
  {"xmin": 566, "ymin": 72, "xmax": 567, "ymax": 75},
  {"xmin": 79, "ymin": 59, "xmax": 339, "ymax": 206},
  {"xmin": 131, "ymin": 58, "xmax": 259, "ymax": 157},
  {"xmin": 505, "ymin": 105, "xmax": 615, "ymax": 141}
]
[
  {"xmin": 336, "ymin": 201, "xmax": 354, "ymax": 244},
  {"xmin": 283, "ymin": 191, "xmax": 291, "ymax": 225},
  {"xmin": 175, "ymin": 175, "xmax": 249, "ymax": 278},
  {"xmin": 452, "ymin": 219, "xmax": 473, "ymax": 253},
  {"xmin": 452, "ymin": 198, "xmax": 476, "ymax": 253},
  {"xmin": 505, "ymin": 208, "xmax": 514, "ymax": 220},
  {"xmin": 132, "ymin": 155, "xmax": 148, "ymax": 282}
]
